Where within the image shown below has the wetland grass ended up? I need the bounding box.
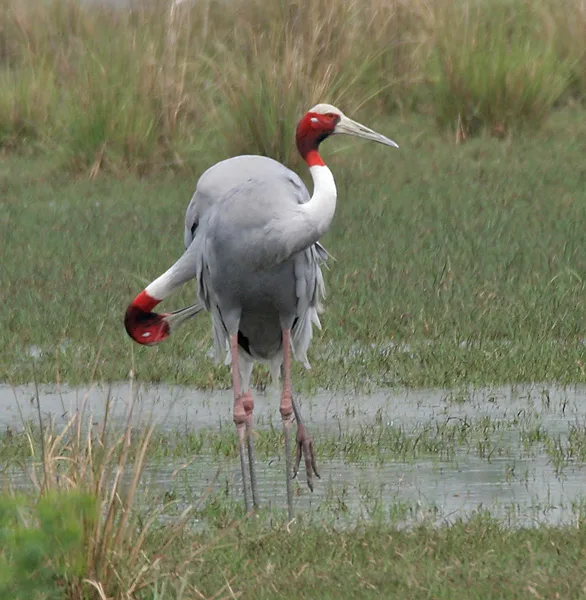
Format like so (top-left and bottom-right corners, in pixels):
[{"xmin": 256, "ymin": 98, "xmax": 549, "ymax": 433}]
[
  {"xmin": 2, "ymin": 108, "xmax": 586, "ymax": 388},
  {"xmin": 0, "ymin": 383, "xmax": 208, "ymax": 599},
  {"xmin": 3, "ymin": 383, "xmax": 584, "ymax": 473}
]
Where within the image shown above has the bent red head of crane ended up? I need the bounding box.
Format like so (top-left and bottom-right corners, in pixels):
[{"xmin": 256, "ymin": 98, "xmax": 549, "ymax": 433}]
[
  {"xmin": 124, "ymin": 290, "xmax": 203, "ymax": 346},
  {"xmin": 296, "ymin": 103, "xmax": 398, "ymax": 167}
]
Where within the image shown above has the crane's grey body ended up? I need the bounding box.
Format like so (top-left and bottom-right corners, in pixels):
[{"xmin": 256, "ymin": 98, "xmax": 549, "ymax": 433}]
[{"xmin": 184, "ymin": 155, "xmax": 327, "ymax": 380}]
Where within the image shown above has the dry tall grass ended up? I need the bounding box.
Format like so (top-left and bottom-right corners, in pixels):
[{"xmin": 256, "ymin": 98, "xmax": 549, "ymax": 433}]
[
  {"xmin": 210, "ymin": 0, "xmax": 426, "ymax": 168},
  {"xmin": 425, "ymin": 0, "xmax": 575, "ymax": 135},
  {"xmin": 6, "ymin": 379, "xmax": 206, "ymax": 599},
  {"xmin": 0, "ymin": 0, "xmax": 584, "ymax": 172}
]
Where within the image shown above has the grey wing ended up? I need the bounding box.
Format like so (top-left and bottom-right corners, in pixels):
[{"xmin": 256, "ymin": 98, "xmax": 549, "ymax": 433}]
[
  {"xmin": 291, "ymin": 243, "xmax": 328, "ymax": 368},
  {"xmin": 184, "ymin": 154, "xmax": 311, "ymax": 250},
  {"xmin": 184, "ymin": 192, "xmax": 200, "ymax": 249},
  {"xmin": 190, "ymin": 224, "xmax": 229, "ymax": 363},
  {"xmin": 184, "ymin": 177, "xmax": 219, "ymax": 249},
  {"xmin": 193, "ymin": 210, "xmax": 329, "ymax": 368}
]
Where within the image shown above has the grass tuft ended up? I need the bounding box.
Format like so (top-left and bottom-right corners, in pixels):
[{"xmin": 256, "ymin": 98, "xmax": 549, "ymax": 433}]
[{"xmin": 427, "ymin": 0, "xmax": 573, "ymax": 136}]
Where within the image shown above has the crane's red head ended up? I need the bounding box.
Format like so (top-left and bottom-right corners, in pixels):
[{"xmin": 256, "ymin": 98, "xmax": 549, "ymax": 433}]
[
  {"xmin": 296, "ymin": 104, "xmax": 342, "ymax": 167},
  {"xmin": 296, "ymin": 103, "xmax": 398, "ymax": 167},
  {"xmin": 124, "ymin": 291, "xmax": 170, "ymax": 346}
]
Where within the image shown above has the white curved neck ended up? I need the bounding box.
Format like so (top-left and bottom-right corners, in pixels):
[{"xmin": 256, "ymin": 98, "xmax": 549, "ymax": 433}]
[
  {"xmin": 300, "ymin": 165, "xmax": 337, "ymax": 241},
  {"xmin": 143, "ymin": 247, "xmax": 198, "ymax": 301}
]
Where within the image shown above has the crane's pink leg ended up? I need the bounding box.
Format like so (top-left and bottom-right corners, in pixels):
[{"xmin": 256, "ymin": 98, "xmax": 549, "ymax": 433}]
[
  {"xmin": 281, "ymin": 332, "xmax": 320, "ymax": 504},
  {"xmin": 292, "ymin": 398, "xmax": 320, "ymax": 491},
  {"xmin": 281, "ymin": 329, "xmax": 295, "ymax": 519},
  {"xmin": 230, "ymin": 334, "xmax": 252, "ymax": 512},
  {"xmin": 241, "ymin": 390, "xmax": 259, "ymax": 508}
]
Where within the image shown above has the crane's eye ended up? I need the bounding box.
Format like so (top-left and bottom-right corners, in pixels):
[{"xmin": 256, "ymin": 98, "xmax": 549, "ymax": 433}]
[{"xmin": 326, "ymin": 113, "xmax": 336, "ymax": 119}]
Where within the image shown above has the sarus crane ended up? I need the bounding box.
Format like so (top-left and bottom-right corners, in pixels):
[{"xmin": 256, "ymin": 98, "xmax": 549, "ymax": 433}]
[{"xmin": 124, "ymin": 104, "xmax": 398, "ymax": 517}]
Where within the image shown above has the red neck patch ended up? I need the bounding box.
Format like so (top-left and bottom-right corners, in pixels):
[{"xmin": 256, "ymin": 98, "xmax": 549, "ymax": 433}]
[
  {"xmin": 132, "ymin": 290, "xmax": 160, "ymax": 312},
  {"xmin": 303, "ymin": 149, "xmax": 325, "ymax": 168}
]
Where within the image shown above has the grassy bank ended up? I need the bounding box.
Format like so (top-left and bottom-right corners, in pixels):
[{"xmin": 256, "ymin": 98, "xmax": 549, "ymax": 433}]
[
  {"xmin": 2, "ymin": 107, "xmax": 586, "ymax": 388},
  {"xmin": 0, "ymin": 0, "xmax": 584, "ymax": 173},
  {"xmin": 4, "ymin": 488, "xmax": 586, "ymax": 599},
  {"xmin": 153, "ymin": 517, "xmax": 586, "ymax": 599}
]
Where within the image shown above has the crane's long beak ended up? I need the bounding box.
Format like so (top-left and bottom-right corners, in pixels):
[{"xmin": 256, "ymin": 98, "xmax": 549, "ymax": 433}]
[
  {"xmin": 162, "ymin": 301, "xmax": 205, "ymax": 331},
  {"xmin": 334, "ymin": 115, "xmax": 399, "ymax": 148}
]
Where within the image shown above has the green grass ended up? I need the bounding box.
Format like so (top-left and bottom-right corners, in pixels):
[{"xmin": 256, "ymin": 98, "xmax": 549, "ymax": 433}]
[
  {"xmin": 0, "ymin": 492, "xmax": 97, "ymax": 599},
  {"xmin": 4, "ymin": 489, "xmax": 586, "ymax": 598},
  {"xmin": 164, "ymin": 515, "xmax": 586, "ymax": 599},
  {"xmin": 2, "ymin": 107, "xmax": 586, "ymax": 388}
]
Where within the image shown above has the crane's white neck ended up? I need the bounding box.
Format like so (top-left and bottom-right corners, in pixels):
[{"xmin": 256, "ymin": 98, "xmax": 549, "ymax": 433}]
[
  {"xmin": 300, "ymin": 165, "xmax": 337, "ymax": 240},
  {"xmin": 131, "ymin": 248, "xmax": 199, "ymax": 312},
  {"xmin": 145, "ymin": 267, "xmax": 177, "ymax": 302}
]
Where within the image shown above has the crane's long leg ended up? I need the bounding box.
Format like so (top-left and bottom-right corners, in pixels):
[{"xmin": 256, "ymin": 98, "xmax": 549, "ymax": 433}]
[
  {"xmin": 230, "ymin": 335, "xmax": 251, "ymax": 512},
  {"xmin": 242, "ymin": 390, "xmax": 259, "ymax": 509},
  {"xmin": 280, "ymin": 329, "xmax": 294, "ymax": 520},
  {"xmin": 291, "ymin": 397, "xmax": 320, "ymax": 491}
]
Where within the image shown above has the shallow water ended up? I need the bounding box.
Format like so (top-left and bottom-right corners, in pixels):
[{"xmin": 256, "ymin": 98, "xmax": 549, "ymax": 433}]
[{"xmin": 2, "ymin": 382, "xmax": 586, "ymax": 527}]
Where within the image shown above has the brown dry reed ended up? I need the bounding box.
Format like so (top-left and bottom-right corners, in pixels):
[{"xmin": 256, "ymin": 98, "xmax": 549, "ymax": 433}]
[{"xmin": 7, "ymin": 373, "xmax": 215, "ymax": 599}]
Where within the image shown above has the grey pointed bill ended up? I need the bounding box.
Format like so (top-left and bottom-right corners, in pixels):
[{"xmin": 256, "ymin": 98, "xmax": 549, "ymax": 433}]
[
  {"xmin": 163, "ymin": 301, "xmax": 205, "ymax": 331},
  {"xmin": 334, "ymin": 115, "xmax": 399, "ymax": 148}
]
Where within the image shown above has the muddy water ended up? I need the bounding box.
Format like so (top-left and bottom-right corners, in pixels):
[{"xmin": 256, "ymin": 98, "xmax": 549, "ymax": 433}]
[{"xmin": 2, "ymin": 383, "xmax": 586, "ymax": 527}]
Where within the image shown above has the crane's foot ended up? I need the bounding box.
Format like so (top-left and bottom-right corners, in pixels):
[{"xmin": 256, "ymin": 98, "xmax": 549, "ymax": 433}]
[{"xmin": 292, "ymin": 421, "xmax": 320, "ymax": 492}]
